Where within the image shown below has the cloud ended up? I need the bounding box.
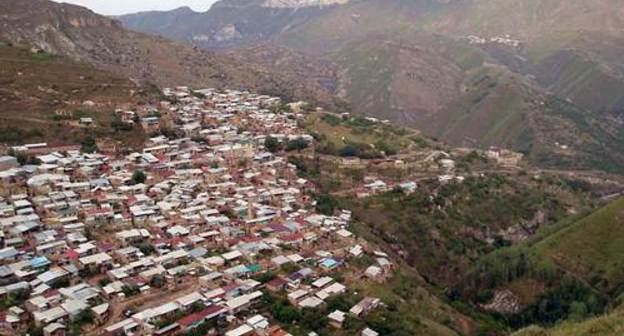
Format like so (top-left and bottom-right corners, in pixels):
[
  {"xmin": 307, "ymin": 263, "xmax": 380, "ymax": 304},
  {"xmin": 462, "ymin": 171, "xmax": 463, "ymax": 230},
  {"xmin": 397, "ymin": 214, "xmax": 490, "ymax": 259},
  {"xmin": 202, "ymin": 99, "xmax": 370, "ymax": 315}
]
[{"xmin": 51, "ymin": 0, "xmax": 218, "ymax": 15}]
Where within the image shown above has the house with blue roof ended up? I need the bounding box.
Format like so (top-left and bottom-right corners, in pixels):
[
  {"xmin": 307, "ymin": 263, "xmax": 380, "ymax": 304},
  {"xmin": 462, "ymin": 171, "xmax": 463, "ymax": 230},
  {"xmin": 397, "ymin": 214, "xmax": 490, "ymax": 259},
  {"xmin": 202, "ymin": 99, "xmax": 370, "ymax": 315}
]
[
  {"xmin": 320, "ymin": 258, "xmax": 339, "ymax": 270},
  {"xmin": 30, "ymin": 256, "xmax": 51, "ymax": 269}
]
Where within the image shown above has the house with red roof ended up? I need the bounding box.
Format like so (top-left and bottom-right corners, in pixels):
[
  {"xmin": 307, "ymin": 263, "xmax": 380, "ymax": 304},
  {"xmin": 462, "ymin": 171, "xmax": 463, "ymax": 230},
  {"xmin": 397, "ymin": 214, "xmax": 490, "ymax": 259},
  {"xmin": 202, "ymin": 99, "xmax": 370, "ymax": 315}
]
[
  {"xmin": 266, "ymin": 277, "xmax": 287, "ymax": 292},
  {"xmin": 176, "ymin": 305, "xmax": 226, "ymax": 331},
  {"xmin": 278, "ymin": 233, "xmax": 304, "ymax": 246}
]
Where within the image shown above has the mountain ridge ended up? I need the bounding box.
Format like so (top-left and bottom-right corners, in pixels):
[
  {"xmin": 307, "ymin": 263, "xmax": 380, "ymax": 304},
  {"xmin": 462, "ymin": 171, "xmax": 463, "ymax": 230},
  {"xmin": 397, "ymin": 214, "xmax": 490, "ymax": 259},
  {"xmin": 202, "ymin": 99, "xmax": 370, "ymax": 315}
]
[
  {"xmin": 115, "ymin": 0, "xmax": 624, "ymax": 173},
  {"xmin": 0, "ymin": 0, "xmax": 333, "ymax": 106}
]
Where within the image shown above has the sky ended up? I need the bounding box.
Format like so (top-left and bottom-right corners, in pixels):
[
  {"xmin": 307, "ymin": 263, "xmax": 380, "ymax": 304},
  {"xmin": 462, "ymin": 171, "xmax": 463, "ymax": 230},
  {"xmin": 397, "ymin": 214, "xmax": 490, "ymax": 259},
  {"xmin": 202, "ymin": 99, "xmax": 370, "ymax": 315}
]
[{"xmin": 51, "ymin": 0, "xmax": 219, "ymax": 15}]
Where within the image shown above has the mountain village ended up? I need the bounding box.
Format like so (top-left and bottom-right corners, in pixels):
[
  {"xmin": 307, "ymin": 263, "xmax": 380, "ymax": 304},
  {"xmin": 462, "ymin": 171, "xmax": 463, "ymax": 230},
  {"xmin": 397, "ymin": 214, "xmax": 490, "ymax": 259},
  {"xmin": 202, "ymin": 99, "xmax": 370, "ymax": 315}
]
[
  {"xmin": 0, "ymin": 87, "xmax": 402, "ymax": 336},
  {"xmin": 5, "ymin": 0, "xmax": 624, "ymax": 335}
]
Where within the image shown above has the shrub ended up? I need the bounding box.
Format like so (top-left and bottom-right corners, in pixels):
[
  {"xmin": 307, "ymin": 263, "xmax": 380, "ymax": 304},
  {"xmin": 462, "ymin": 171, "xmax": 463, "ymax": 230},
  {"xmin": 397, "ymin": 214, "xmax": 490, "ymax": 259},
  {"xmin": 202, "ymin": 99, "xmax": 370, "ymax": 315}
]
[
  {"xmin": 340, "ymin": 144, "xmax": 359, "ymax": 157},
  {"xmin": 132, "ymin": 170, "xmax": 147, "ymax": 184},
  {"xmin": 265, "ymin": 135, "xmax": 282, "ymax": 153},
  {"xmin": 271, "ymin": 302, "xmax": 301, "ymax": 324},
  {"xmin": 301, "ymin": 308, "xmax": 328, "ymax": 330},
  {"xmin": 81, "ymin": 135, "xmax": 98, "ymax": 153},
  {"xmin": 316, "ymin": 194, "xmax": 338, "ymax": 215},
  {"xmin": 286, "ymin": 138, "xmax": 310, "ymax": 152}
]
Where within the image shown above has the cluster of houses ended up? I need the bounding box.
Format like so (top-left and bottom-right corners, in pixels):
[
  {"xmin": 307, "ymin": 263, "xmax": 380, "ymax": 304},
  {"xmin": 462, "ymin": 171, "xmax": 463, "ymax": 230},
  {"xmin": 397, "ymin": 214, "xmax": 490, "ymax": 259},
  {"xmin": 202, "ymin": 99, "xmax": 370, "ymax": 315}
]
[
  {"xmin": 355, "ymin": 177, "xmax": 418, "ymax": 199},
  {"xmin": 0, "ymin": 88, "xmax": 393, "ymax": 336},
  {"xmin": 465, "ymin": 34, "xmax": 522, "ymax": 47}
]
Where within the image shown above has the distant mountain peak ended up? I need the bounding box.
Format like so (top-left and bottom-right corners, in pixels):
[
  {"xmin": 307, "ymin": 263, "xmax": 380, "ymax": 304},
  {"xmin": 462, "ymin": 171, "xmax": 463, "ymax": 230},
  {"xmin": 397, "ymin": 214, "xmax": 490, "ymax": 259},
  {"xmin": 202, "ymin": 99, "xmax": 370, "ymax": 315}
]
[
  {"xmin": 172, "ymin": 5, "xmax": 195, "ymax": 12},
  {"xmin": 261, "ymin": 0, "xmax": 350, "ymax": 8}
]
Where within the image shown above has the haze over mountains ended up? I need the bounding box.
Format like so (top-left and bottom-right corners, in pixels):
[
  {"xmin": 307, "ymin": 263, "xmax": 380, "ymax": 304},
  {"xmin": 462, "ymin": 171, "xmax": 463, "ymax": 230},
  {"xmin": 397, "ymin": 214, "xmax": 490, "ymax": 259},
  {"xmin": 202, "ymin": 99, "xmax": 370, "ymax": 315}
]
[
  {"xmin": 0, "ymin": 0, "xmax": 332, "ymax": 104},
  {"xmin": 2, "ymin": 0, "xmax": 624, "ymax": 172},
  {"xmin": 5, "ymin": 2, "xmax": 624, "ymax": 335},
  {"xmin": 119, "ymin": 0, "xmax": 624, "ymax": 173}
]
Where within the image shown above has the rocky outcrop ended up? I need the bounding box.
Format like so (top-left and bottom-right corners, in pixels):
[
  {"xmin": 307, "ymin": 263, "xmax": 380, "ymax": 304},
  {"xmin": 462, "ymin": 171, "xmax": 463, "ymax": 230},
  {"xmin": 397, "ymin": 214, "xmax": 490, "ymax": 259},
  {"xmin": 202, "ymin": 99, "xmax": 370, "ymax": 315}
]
[
  {"xmin": 0, "ymin": 0, "xmax": 330, "ymax": 107},
  {"xmin": 481, "ymin": 290, "xmax": 522, "ymax": 315}
]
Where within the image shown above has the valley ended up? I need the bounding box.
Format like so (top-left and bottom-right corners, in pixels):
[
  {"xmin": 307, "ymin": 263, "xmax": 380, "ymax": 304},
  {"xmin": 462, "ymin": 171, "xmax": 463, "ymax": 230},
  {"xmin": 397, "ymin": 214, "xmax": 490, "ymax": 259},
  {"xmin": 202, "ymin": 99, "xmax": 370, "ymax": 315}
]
[
  {"xmin": 1, "ymin": 0, "xmax": 624, "ymax": 335},
  {"xmin": 118, "ymin": 0, "xmax": 624, "ymax": 174}
]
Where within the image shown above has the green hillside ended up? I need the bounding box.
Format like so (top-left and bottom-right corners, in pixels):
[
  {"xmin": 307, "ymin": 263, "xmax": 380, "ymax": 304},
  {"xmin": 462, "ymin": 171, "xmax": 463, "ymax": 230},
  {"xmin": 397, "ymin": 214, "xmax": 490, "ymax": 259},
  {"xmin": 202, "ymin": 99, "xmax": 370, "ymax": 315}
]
[
  {"xmin": 344, "ymin": 173, "xmax": 589, "ymax": 287},
  {"xmin": 513, "ymin": 306, "xmax": 624, "ymax": 336},
  {"xmin": 330, "ymin": 41, "xmax": 398, "ymax": 122},
  {"xmin": 434, "ymin": 65, "xmax": 533, "ymax": 148},
  {"xmin": 530, "ymin": 47, "xmax": 624, "ymax": 114},
  {"xmin": 446, "ymin": 198, "xmax": 624, "ymax": 332},
  {"xmin": 423, "ymin": 0, "xmax": 624, "ymax": 42},
  {"xmin": 536, "ymin": 198, "xmax": 624, "ymax": 293}
]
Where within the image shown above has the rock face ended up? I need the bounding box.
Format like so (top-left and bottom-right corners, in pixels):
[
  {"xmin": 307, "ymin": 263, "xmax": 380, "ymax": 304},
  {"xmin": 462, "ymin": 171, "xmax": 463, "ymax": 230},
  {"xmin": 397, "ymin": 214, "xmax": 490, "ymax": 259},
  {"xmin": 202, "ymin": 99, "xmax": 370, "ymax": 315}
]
[
  {"xmin": 481, "ymin": 290, "xmax": 522, "ymax": 315},
  {"xmin": 262, "ymin": 0, "xmax": 350, "ymax": 8},
  {"xmin": 0, "ymin": 0, "xmax": 332, "ymax": 107},
  {"xmin": 212, "ymin": 24, "xmax": 243, "ymax": 42},
  {"xmin": 118, "ymin": 0, "xmax": 339, "ymax": 50}
]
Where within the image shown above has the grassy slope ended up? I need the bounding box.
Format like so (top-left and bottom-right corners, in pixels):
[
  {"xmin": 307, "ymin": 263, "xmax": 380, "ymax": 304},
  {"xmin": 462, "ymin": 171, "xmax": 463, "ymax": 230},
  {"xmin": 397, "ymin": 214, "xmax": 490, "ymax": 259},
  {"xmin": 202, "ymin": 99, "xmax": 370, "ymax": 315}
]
[
  {"xmin": 536, "ymin": 198, "xmax": 624, "ymax": 293},
  {"xmin": 434, "ymin": 64, "xmax": 624, "ymax": 174},
  {"xmin": 434, "ymin": 65, "xmax": 532, "ymax": 148},
  {"xmin": 0, "ymin": 45, "xmax": 146, "ymax": 146},
  {"xmin": 0, "ymin": 0, "xmax": 335, "ymax": 108},
  {"xmin": 331, "ymin": 41, "xmax": 395, "ymax": 116},
  {"xmin": 421, "ymin": 0, "xmax": 624, "ymax": 115},
  {"xmin": 303, "ymin": 114, "xmax": 414, "ymax": 152},
  {"xmin": 513, "ymin": 306, "xmax": 624, "ymax": 336},
  {"xmin": 529, "ymin": 45, "xmax": 624, "ymax": 114}
]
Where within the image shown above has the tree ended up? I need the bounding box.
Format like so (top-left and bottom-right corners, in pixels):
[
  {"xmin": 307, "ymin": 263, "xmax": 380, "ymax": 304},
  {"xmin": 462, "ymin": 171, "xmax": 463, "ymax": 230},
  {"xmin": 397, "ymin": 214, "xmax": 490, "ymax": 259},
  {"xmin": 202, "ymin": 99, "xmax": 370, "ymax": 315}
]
[
  {"xmin": 0, "ymin": 289, "xmax": 29, "ymax": 309},
  {"xmin": 81, "ymin": 136, "xmax": 98, "ymax": 153},
  {"xmin": 316, "ymin": 194, "xmax": 338, "ymax": 215},
  {"xmin": 340, "ymin": 144, "xmax": 359, "ymax": 157},
  {"xmin": 98, "ymin": 277, "xmax": 111, "ymax": 287},
  {"xmin": 150, "ymin": 275, "xmax": 166, "ymax": 288},
  {"xmin": 26, "ymin": 324, "xmax": 44, "ymax": 336},
  {"xmin": 68, "ymin": 310, "xmax": 95, "ymax": 336},
  {"xmin": 253, "ymin": 271, "xmax": 276, "ymax": 284},
  {"xmin": 326, "ymin": 294, "xmax": 352, "ymax": 312},
  {"xmin": 136, "ymin": 241, "xmax": 155, "ymax": 255},
  {"xmin": 366, "ymin": 310, "xmax": 414, "ymax": 335},
  {"xmin": 122, "ymin": 285, "xmax": 140, "ymax": 297},
  {"xmin": 301, "ymin": 308, "xmax": 328, "ymax": 330},
  {"xmin": 375, "ymin": 140, "xmax": 398, "ymax": 156},
  {"xmin": 132, "ymin": 170, "xmax": 147, "ymax": 184},
  {"xmin": 286, "ymin": 138, "xmax": 309, "ymax": 152},
  {"xmin": 51, "ymin": 277, "xmax": 70, "ymax": 289},
  {"xmin": 271, "ymin": 302, "xmax": 301, "ymax": 323},
  {"xmin": 190, "ymin": 301, "xmax": 206, "ymax": 313},
  {"xmin": 111, "ymin": 115, "xmax": 133, "ymax": 132},
  {"xmin": 264, "ymin": 135, "xmax": 281, "ymax": 153},
  {"xmin": 73, "ymin": 310, "xmax": 94, "ymax": 325},
  {"xmin": 280, "ymin": 263, "xmax": 301, "ymax": 275},
  {"xmin": 569, "ymin": 301, "xmax": 588, "ymax": 321}
]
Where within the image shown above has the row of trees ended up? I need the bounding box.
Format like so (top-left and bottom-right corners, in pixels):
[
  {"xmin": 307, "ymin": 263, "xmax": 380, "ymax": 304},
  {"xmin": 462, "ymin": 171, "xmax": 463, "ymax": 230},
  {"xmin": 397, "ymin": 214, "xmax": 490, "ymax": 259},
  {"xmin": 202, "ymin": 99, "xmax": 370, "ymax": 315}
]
[{"xmin": 265, "ymin": 136, "xmax": 310, "ymax": 153}]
